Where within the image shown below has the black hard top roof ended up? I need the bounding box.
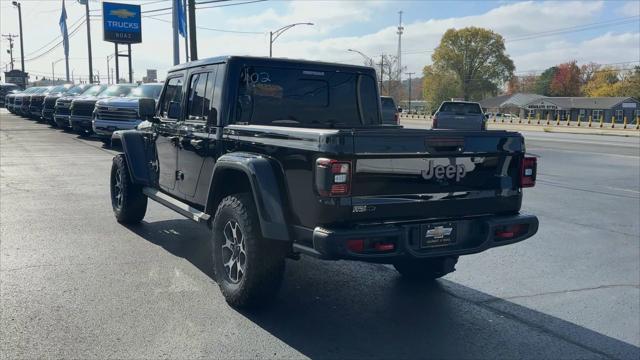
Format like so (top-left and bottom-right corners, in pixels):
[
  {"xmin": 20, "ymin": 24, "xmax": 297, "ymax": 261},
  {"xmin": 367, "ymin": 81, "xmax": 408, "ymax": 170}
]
[{"xmin": 167, "ymin": 55, "xmax": 375, "ymax": 73}]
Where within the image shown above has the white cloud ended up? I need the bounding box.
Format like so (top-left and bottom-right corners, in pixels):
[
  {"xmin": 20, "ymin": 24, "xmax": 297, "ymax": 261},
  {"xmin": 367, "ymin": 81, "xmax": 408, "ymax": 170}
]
[
  {"xmin": 1, "ymin": 0, "xmax": 637, "ymax": 83},
  {"xmin": 617, "ymin": 1, "xmax": 640, "ymax": 16},
  {"xmin": 227, "ymin": 1, "xmax": 386, "ymax": 35}
]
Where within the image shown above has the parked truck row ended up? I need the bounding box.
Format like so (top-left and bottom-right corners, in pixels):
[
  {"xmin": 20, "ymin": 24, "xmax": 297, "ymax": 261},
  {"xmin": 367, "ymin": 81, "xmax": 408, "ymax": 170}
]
[{"xmin": 3, "ymin": 82, "xmax": 163, "ymax": 143}]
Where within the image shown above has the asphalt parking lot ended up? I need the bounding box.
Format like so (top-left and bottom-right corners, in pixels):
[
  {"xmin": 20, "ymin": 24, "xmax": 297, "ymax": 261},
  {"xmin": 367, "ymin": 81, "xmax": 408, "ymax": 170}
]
[{"xmin": 1, "ymin": 109, "xmax": 639, "ymax": 359}]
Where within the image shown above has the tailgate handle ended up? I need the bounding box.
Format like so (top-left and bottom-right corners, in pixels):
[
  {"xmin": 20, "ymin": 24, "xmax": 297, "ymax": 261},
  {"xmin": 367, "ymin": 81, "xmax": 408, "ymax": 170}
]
[{"xmin": 425, "ymin": 138, "xmax": 464, "ymax": 152}]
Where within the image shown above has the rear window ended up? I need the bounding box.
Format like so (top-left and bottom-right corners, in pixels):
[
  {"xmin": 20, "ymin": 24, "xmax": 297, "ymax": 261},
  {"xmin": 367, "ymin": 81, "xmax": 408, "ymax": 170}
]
[
  {"xmin": 235, "ymin": 66, "xmax": 380, "ymax": 127},
  {"xmin": 439, "ymin": 102, "xmax": 482, "ymax": 114},
  {"xmin": 381, "ymin": 97, "xmax": 395, "ymax": 108}
]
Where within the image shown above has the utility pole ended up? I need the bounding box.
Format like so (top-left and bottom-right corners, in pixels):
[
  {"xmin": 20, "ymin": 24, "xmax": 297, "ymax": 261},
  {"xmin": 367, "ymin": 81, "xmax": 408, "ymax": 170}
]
[
  {"xmin": 188, "ymin": 0, "xmax": 197, "ymax": 60},
  {"xmin": 183, "ymin": 0, "xmax": 189, "ymax": 62},
  {"xmin": 11, "ymin": 2, "xmax": 25, "ymax": 71},
  {"xmin": 82, "ymin": 0, "xmax": 94, "ymax": 83},
  {"xmin": 172, "ymin": 0, "xmax": 179, "ymax": 65},
  {"xmin": 1, "ymin": 34, "xmax": 18, "ymax": 70},
  {"xmin": 396, "ymin": 11, "xmax": 404, "ymax": 80},
  {"xmin": 379, "ymin": 54, "xmax": 384, "ymax": 95},
  {"xmin": 405, "ymin": 72, "xmax": 414, "ymax": 113}
]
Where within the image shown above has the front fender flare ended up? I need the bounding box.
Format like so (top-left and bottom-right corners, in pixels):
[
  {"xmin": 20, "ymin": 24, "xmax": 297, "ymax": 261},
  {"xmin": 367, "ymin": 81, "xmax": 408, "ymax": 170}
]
[
  {"xmin": 209, "ymin": 153, "xmax": 289, "ymax": 241},
  {"xmin": 117, "ymin": 130, "xmax": 155, "ymax": 187}
]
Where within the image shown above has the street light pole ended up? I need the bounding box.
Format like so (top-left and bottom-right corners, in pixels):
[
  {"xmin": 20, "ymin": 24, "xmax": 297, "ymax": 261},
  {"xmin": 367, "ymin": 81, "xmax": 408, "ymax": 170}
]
[
  {"xmin": 347, "ymin": 48, "xmax": 374, "ymax": 66},
  {"xmin": 405, "ymin": 72, "xmax": 414, "ymax": 113},
  {"xmin": 269, "ymin": 22, "xmax": 313, "ymax": 57},
  {"xmin": 11, "ymin": 1, "xmax": 25, "ymax": 72}
]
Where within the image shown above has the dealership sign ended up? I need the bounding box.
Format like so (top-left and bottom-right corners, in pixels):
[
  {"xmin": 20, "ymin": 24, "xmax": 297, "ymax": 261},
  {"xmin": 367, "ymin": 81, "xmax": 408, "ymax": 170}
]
[{"xmin": 103, "ymin": 2, "xmax": 141, "ymax": 44}]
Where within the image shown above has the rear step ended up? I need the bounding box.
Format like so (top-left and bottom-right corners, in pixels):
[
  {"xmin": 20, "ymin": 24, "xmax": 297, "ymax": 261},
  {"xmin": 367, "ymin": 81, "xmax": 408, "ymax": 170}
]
[{"xmin": 142, "ymin": 187, "xmax": 211, "ymax": 223}]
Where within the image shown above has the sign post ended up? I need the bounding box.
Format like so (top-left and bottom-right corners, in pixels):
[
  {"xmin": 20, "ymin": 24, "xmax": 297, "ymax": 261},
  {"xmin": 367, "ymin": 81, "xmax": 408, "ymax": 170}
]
[{"xmin": 102, "ymin": 2, "xmax": 142, "ymax": 83}]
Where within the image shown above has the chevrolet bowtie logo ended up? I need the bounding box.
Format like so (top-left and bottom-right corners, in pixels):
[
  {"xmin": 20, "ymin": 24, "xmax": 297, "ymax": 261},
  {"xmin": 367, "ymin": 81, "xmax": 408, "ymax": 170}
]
[
  {"xmin": 110, "ymin": 9, "xmax": 136, "ymax": 19},
  {"xmin": 426, "ymin": 226, "xmax": 453, "ymax": 239}
]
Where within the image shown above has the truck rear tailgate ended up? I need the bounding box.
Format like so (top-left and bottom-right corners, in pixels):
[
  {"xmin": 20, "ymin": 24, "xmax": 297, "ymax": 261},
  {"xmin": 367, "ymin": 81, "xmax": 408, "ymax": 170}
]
[{"xmin": 350, "ymin": 128, "xmax": 524, "ymax": 222}]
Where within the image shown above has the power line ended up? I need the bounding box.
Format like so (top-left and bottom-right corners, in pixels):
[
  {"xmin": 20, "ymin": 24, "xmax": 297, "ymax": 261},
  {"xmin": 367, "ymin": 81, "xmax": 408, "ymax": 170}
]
[
  {"xmin": 23, "ymin": 16, "xmax": 84, "ymax": 58},
  {"xmin": 23, "ymin": 19, "xmax": 86, "ymax": 63},
  {"xmin": 145, "ymin": 15, "xmax": 263, "ymax": 34}
]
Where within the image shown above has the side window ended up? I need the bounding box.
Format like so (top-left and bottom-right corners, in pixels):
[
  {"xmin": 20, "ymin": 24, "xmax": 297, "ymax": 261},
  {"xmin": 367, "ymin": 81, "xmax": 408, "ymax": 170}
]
[
  {"xmin": 159, "ymin": 77, "xmax": 184, "ymax": 120},
  {"xmin": 187, "ymin": 73, "xmax": 208, "ymax": 121},
  {"xmin": 207, "ymin": 64, "xmax": 223, "ymax": 116}
]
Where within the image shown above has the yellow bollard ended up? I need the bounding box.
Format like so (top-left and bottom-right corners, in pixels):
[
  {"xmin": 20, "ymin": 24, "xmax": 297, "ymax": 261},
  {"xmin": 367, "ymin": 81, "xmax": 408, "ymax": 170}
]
[
  {"xmin": 577, "ymin": 115, "xmax": 581, "ymax": 127},
  {"xmin": 636, "ymin": 116, "xmax": 640, "ymax": 130},
  {"xmin": 556, "ymin": 113, "xmax": 560, "ymax": 126},
  {"xmin": 535, "ymin": 113, "xmax": 540, "ymax": 125},
  {"xmin": 588, "ymin": 115, "xmax": 592, "ymax": 127},
  {"xmin": 611, "ymin": 116, "xmax": 615, "ymax": 128},
  {"xmin": 566, "ymin": 113, "xmax": 571, "ymax": 126},
  {"xmin": 623, "ymin": 116, "xmax": 627, "ymax": 129},
  {"xmin": 599, "ymin": 116, "xmax": 604, "ymax": 128},
  {"xmin": 546, "ymin": 113, "xmax": 551, "ymax": 125}
]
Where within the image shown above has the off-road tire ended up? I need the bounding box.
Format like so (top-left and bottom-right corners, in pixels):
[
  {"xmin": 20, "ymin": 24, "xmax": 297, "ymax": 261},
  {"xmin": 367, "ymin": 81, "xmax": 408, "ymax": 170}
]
[
  {"xmin": 393, "ymin": 256, "xmax": 458, "ymax": 281},
  {"xmin": 211, "ymin": 193, "xmax": 287, "ymax": 309},
  {"xmin": 110, "ymin": 154, "xmax": 147, "ymax": 224}
]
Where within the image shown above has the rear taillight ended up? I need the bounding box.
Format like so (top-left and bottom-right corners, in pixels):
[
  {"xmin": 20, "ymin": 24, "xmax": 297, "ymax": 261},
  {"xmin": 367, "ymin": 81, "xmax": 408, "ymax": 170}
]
[
  {"xmin": 315, "ymin": 158, "xmax": 351, "ymax": 196},
  {"xmin": 521, "ymin": 156, "xmax": 537, "ymax": 188},
  {"xmin": 432, "ymin": 115, "xmax": 438, "ymax": 128},
  {"xmin": 494, "ymin": 224, "xmax": 529, "ymax": 240},
  {"xmin": 394, "ymin": 112, "xmax": 399, "ymax": 124}
]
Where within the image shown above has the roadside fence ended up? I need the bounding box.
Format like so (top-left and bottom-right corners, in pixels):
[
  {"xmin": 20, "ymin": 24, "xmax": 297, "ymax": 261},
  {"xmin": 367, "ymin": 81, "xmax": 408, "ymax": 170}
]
[{"xmin": 399, "ymin": 114, "xmax": 640, "ymax": 131}]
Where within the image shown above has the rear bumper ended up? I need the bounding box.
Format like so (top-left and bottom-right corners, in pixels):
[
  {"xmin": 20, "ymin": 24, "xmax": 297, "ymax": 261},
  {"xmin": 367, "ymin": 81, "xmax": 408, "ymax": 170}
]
[
  {"xmin": 302, "ymin": 213, "xmax": 538, "ymax": 262},
  {"xmin": 93, "ymin": 119, "xmax": 141, "ymax": 138}
]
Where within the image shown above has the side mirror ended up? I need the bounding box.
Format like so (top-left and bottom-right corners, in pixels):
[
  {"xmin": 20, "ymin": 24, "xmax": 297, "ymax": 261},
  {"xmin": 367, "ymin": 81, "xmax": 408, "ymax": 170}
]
[
  {"xmin": 207, "ymin": 107, "xmax": 218, "ymax": 127},
  {"xmin": 138, "ymin": 98, "xmax": 156, "ymax": 119},
  {"xmin": 168, "ymin": 101, "xmax": 181, "ymax": 119}
]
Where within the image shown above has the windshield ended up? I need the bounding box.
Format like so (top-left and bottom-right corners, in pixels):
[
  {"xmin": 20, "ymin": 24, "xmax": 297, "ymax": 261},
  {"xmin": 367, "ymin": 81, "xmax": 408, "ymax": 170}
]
[
  {"xmin": 235, "ymin": 66, "xmax": 380, "ymax": 127},
  {"xmin": 99, "ymin": 85, "xmax": 135, "ymax": 98},
  {"xmin": 439, "ymin": 102, "xmax": 482, "ymax": 114},
  {"xmin": 81, "ymin": 85, "xmax": 105, "ymax": 96},
  {"xmin": 128, "ymin": 84, "xmax": 163, "ymax": 99},
  {"xmin": 66, "ymin": 86, "xmax": 87, "ymax": 95},
  {"xmin": 49, "ymin": 85, "xmax": 69, "ymax": 93}
]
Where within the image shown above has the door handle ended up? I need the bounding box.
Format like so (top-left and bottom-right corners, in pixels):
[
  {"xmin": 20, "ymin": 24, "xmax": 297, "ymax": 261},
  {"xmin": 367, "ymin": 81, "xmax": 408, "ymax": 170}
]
[{"xmin": 190, "ymin": 139, "xmax": 204, "ymax": 149}]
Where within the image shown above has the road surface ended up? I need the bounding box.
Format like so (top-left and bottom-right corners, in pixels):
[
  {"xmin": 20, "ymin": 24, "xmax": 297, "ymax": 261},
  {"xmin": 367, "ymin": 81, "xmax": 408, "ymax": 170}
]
[{"xmin": 2, "ymin": 110, "xmax": 639, "ymax": 359}]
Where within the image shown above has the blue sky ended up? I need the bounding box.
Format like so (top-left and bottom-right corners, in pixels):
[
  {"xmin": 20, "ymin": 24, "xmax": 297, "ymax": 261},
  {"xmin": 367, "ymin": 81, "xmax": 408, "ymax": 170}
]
[{"xmin": 1, "ymin": 0, "xmax": 638, "ymax": 82}]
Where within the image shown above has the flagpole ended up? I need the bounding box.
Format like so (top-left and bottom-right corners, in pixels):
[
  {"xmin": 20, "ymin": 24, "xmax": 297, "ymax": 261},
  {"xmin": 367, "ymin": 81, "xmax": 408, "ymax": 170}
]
[{"xmin": 60, "ymin": 0, "xmax": 70, "ymax": 82}]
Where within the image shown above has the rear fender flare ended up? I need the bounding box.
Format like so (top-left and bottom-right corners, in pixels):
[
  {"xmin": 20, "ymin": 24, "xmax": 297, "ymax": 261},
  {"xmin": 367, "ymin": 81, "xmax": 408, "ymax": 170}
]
[{"xmin": 207, "ymin": 153, "xmax": 290, "ymax": 241}]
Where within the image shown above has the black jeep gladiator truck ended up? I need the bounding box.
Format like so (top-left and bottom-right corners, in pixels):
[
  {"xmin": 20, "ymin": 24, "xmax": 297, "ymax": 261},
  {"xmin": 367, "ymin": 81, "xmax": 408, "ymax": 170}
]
[{"xmin": 110, "ymin": 56, "xmax": 538, "ymax": 308}]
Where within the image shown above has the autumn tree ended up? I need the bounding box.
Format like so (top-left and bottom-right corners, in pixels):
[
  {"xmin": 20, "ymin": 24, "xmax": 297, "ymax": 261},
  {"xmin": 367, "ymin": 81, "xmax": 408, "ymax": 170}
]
[
  {"xmin": 422, "ymin": 65, "xmax": 460, "ymax": 113},
  {"xmin": 431, "ymin": 27, "xmax": 514, "ymax": 100},
  {"xmin": 549, "ymin": 61, "xmax": 582, "ymax": 96},
  {"xmin": 582, "ymin": 66, "xmax": 620, "ymax": 97},
  {"xmin": 535, "ymin": 67, "xmax": 557, "ymax": 95},
  {"xmin": 580, "ymin": 62, "xmax": 601, "ymax": 86},
  {"xmin": 507, "ymin": 74, "xmax": 538, "ymax": 94},
  {"xmin": 617, "ymin": 66, "xmax": 640, "ymax": 100}
]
